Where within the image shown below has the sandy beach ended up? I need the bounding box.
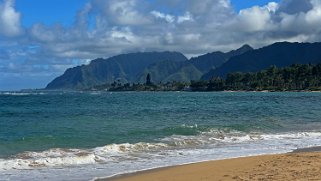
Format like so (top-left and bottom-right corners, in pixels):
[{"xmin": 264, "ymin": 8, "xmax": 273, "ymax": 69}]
[{"xmin": 100, "ymin": 149, "xmax": 321, "ymax": 181}]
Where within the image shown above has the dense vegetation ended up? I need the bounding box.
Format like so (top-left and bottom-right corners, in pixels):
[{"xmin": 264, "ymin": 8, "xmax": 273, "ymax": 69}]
[
  {"xmin": 91, "ymin": 64, "xmax": 321, "ymax": 92},
  {"xmin": 91, "ymin": 81, "xmax": 189, "ymax": 91},
  {"xmin": 203, "ymin": 42, "xmax": 321, "ymax": 79},
  {"xmin": 191, "ymin": 64, "xmax": 321, "ymax": 91}
]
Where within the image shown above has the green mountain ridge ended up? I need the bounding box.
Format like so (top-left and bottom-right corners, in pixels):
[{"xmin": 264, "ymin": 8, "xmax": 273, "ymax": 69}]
[
  {"xmin": 136, "ymin": 44, "xmax": 253, "ymax": 84},
  {"xmin": 46, "ymin": 45, "xmax": 252, "ymax": 90},
  {"xmin": 202, "ymin": 42, "xmax": 321, "ymax": 79},
  {"xmin": 190, "ymin": 44, "xmax": 253, "ymax": 73},
  {"xmin": 46, "ymin": 51, "xmax": 187, "ymax": 89},
  {"xmin": 46, "ymin": 42, "xmax": 321, "ymax": 90}
]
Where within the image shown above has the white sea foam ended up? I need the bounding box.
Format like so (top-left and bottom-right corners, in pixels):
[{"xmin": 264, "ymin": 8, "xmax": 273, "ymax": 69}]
[
  {"xmin": 0, "ymin": 148, "xmax": 97, "ymax": 170},
  {"xmin": 1, "ymin": 131, "xmax": 321, "ymax": 171},
  {"xmin": 2, "ymin": 131, "xmax": 321, "ymax": 180}
]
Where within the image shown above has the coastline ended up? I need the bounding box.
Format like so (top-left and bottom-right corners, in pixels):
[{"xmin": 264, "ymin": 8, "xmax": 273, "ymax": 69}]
[
  {"xmin": 96, "ymin": 147, "xmax": 321, "ymax": 181},
  {"xmin": 2, "ymin": 91, "xmax": 321, "ymax": 181}
]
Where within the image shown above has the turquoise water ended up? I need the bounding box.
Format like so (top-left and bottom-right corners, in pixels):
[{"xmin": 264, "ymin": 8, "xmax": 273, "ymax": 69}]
[{"xmin": 1, "ymin": 91, "xmax": 321, "ymax": 180}]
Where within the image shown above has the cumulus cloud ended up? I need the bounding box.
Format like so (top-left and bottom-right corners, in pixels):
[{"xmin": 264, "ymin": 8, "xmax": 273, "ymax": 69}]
[
  {"xmin": 277, "ymin": 0, "xmax": 321, "ymax": 34},
  {"xmin": 151, "ymin": 11, "xmax": 175, "ymax": 23},
  {"xmin": 177, "ymin": 12, "xmax": 194, "ymax": 23},
  {"xmin": 150, "ymin": 11, "xmax": 194, "ymax": 24},
  {"xmin": 91, "ymin": 0, "xmax": 151, "ymax": 26},
  {"xmin": 2, "ymin": 0, "xmax": 321, "ymax": 90},
  {"xmin": 222, "ymin": 0, "xmax": 321, "ymax": 47},
  {"xmin": 0, "ymin": 0, "xmax": 22, "ymax": 37},
  {"xmin": 266, "ymin": 2, "xmax": 279, "ymax": 13},
  {"xmin": 232, "ymin": 6, "xmax": 274, "ymax": 32}
]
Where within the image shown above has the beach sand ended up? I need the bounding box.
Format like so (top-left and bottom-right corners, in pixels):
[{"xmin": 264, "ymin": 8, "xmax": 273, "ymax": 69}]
[{"xmin": 100, "ymin": 149, "xmax": 321, "ymax": 181}]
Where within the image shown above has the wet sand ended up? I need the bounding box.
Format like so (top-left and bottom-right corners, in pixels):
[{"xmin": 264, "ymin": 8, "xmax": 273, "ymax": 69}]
[{"xmin": 98, "ymin": 148, "xmax": 321, "ymax": 181}]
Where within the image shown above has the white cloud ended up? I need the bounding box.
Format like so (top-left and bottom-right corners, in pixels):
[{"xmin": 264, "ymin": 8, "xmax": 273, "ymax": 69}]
[
  {"xmin": 92, "ymin": 0, "xmax": 151, "ymax": 25},
  {"xmin": 177, "ymin": 12, "xmax": 193, "ymax": 23},
  {"xmin": 151, "ymin": 10, "xmax": 193, "ymax": 24},
  {"xmin": 266, "ymin": 2, "xmax": 279, "ymax": 13},
  {"xmin": 110, "ymin": 27, "xmax": 137, "ymax": 43},
  {"xmin": 236, "ymin": 6, "xmax": 273, "ymax": 32},
  {"xmin": 164, "ymin": 32, "xmax": 174, "ymax": 44},
  {"xmin": 278, "ymin": 0, "xmax": 321, "ymax": 34},
  {"xmin": 0, "ymin": 0, "xmax": 22, "ymax": 37},
  {"xmin": 179, "ymin": 33, "xmax": 201, "ymax": 43},
  {"xmin": 305, "ymin": 0, "xmax": 321, "ymax": 26},
  {"xmin": 151, "ymin": 11, "xmax": 175, "ymax": 23}
]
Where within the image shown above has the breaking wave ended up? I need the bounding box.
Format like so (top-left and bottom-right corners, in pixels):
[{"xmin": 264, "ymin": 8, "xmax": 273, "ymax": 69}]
[{"xmin": 1, "ymin": 130, "xmax": 321, "ymax": 171}]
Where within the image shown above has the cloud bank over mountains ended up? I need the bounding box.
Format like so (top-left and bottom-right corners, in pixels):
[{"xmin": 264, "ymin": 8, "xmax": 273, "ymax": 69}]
[{"xmin": 1, "ymin": 0, "xmax": 321, "ymax": 90}]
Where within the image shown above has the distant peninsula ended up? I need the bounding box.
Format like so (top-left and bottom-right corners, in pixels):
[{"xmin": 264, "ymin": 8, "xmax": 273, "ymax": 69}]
[{"xmin": 46, "ymin": 42, "xmax": 321, "ymax": 91}]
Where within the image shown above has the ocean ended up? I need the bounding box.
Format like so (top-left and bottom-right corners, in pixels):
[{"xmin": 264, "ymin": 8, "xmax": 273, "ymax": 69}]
[{"xmin": 1, "ymin": 91, "xmax": 321, "ymax": 180}]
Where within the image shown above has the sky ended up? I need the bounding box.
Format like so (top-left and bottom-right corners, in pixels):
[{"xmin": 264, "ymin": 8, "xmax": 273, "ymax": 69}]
[{"xmin": 0, "ymin": 0, "xmax": 321, "ymax": 90}]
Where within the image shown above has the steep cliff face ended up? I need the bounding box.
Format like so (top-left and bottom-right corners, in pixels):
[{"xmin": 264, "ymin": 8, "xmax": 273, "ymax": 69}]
[
  {"xmin": 46, "ymin": 51, "xmax": 187, "ymax": 89},
  {"xmin": 136, "ymin": 45, "xmax": 253, "ymax": 84},
  {"xmin": 190, "ymin": 44, "xmax": 253, "ymax": 72}
]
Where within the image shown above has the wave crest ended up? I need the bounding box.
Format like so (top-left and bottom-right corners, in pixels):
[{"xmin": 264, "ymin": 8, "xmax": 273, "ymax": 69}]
[{"xmin": 1, "ymin": 131, "xmax": 321, "ymax": 171}]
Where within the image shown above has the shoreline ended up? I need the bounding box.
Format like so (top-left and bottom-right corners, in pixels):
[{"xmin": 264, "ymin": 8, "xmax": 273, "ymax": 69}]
[
  {"xmin": 4, "ymin": 89, "xmax": 321, "ymax": 93},
  {"xmin": 95, "ymin": 146, "xmax": 321, "ymax": 181}
]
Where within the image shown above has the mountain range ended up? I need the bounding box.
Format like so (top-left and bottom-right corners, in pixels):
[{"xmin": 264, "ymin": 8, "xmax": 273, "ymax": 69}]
[
  {"xmin": 202, "ymin": 42, "xmax": 321, "ymax": 79},
  {"xmin": 46, "ymin": 51, "xmax": 187, "ymax": 89},
  {"xmin": 46, "ymin": 42, "xmax": 321, "ymax": 90}
]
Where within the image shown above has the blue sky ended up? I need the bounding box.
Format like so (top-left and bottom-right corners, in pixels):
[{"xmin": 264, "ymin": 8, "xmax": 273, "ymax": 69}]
[
  {"xmin": 0, "ymin": 0, "xmax": 319, "ymax": 90},
  {"xmin": 15, "ymin": 0, "xmax": 89, "ymax": 27}
]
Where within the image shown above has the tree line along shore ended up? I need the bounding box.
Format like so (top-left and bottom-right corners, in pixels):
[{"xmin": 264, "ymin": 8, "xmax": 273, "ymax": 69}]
[{"xmin": 89, "ymin": 63, "xmax": 321, "ymax": 92}]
